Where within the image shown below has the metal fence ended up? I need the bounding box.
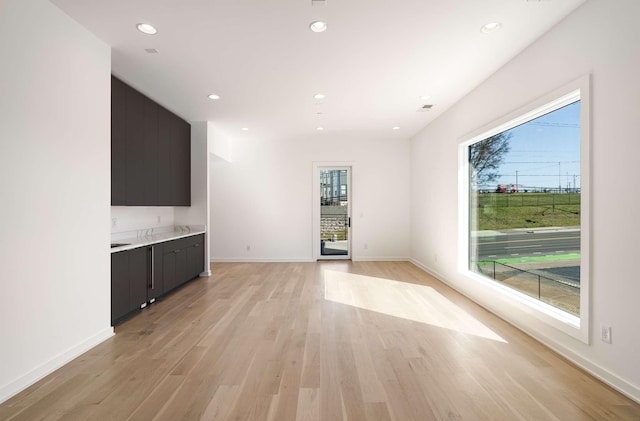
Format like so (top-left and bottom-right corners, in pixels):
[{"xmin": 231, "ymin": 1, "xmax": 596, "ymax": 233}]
[
  {"xmin": 474, "ymin": 193, "xmax": 580, "ymax": 208},
  {"xmin": 321, "ymin": 195, "xmax": 348, "ymax": 205},
  {"xmin": 474, "ymin": 260, "xmax": 580, "ymax": 316},
  {"xmin": 320, "ymin": 214, "xmax": 348, "ymax": 241}
]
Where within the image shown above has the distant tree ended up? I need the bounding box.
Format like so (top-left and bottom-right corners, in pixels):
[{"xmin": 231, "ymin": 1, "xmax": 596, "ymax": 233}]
[{"xmin": 469, "ymin": 132, "xmax": 512, "ymax": 187}]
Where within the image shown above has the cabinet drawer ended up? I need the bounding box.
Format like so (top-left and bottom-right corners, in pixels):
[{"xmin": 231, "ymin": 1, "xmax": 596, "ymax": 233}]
[
  {"xmin": 164, "ymin": 234, "xmax": 203, "ymax": 252},
  {"xmin": 163, "ymin": 237, "xmax": 192, "ymax": 254}
]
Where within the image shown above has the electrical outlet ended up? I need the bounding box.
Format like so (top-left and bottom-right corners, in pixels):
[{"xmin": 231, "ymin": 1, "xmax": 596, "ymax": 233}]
[
  {"xmin": 111, "ymin": 218, "xmax": 117, "ymax": 228},
  {"xmin": 363, "ymin": 243, "xmax": 368, "ymax": 250},
  {"xmin": 157, "ymin": 215, "xmax": 161, "ymax": 224},
  {"xmin": 600, "ymin": 324, "xmax": 612, "ymax": 344},
  {"xmin": 246, "ymin": 245, "xmax": 251, "ymax": 252}
]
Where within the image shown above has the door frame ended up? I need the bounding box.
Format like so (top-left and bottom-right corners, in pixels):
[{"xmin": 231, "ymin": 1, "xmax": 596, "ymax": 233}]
[{"xmin": 313, "ymin": 162, "xmax": 354, "ymax": 260}]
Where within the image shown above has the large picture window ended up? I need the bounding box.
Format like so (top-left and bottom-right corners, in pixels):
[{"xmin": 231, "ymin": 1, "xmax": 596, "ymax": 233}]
[{"xmin": 460, "ymin": 78, "xmax": 590, "ymax": 342}]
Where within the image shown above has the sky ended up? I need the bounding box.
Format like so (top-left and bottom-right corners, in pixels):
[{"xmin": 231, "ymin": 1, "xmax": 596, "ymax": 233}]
[{"xmin": 488, "ymin": 100, "xmax": 581, "ymax": 191}]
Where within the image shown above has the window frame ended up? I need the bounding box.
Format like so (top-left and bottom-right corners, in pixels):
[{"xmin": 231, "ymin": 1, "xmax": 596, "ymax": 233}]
[{"xmin": 458, "ymin": 75, "xmax": 591, "ymax": 343}]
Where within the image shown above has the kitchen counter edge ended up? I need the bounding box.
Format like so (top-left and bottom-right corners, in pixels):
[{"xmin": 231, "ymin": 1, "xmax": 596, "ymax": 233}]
[{"xmin": 110, "ymin": 230, "xmax": 206, "ymax": 253}]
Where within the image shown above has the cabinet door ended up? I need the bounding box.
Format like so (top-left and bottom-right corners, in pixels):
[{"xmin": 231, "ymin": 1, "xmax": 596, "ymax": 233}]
[
  {"xmin": 111, "ymin": 77, "xmax": 127, "ymax": 205},
  {"xmin": 187, "ymin": 235, "xmax": 204, "ymax": 279},
  {"xmin": 175, "ymin": 248, "xmax": 188, "ymax": 287},
  {"xmin": 163, "ymin": 249, "xmax": 177, "ymax": 291},
  {"xmin": 157, "ymin": 106, "xmax": 175, "ymax": 206},
  {"xmin": 163, "ymin": 248, "xmax": 188, "ymax": 290},
  {"xmin": 158, "ymin": 106, "xmax": 191, "ymax": 206},
  {"xmin": 112, "ymin": 77, "xmax": 190, "ymax": 207},
  {"xmin": 129, "ymin": 247, "xmax": 148, "ymax": 310},
  {"xmin": 173, "ymin": 118, "xmax": 191, "ymax": 206},
  {"xmin": 162, "ymin": 237, "xmax": 202, "ymax": 292},
  {"xmin": 125, "ymin": 87, "xmax": 158, "ymax": 205},
  {"xmin": 111, "ymin": 252, "xmax": 130, "ymax": 324},
  {"xmin": 148, "ymin": 245, "xmax": 164, "ymax": 300}
]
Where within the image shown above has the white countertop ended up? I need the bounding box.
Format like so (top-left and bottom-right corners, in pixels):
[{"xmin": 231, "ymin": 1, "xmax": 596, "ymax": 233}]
[{"xmin": 110, "ymin": 226, "xmax": 205, "ymax": 253}]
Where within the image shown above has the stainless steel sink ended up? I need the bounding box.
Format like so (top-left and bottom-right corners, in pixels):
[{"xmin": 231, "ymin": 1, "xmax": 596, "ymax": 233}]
[{"xmin": 110, "ymin": 243, "xmax": 130, "ymax": 248}]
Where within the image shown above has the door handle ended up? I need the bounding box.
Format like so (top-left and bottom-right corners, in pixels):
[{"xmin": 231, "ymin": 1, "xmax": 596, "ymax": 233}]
[
  {"xmin": 147, "ymin": 246, "xmax": 154, "ymax": 289},
  {"xmin": 348, "ymin": 217, "xmax": 351, "ymax": 228}
]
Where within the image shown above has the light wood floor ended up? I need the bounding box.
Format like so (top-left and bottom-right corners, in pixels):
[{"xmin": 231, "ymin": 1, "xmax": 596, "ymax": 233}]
[{"xmin": 2, "ymin": 261, "xmax": 640, "ymax": 420}]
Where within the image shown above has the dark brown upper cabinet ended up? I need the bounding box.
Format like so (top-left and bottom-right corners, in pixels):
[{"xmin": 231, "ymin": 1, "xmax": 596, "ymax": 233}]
[
  {"xmin": 111, "ymin": 76, "xmax": 191, "ymax": 206},
  {"xmin": 158, "ymin": 106, "xmax": 191, "ymax": 206},
  {"xmin": 125, "ymin": 84, "xmax": 159, "ymax": 206},
  {"xmin": 111, "ymin": 77, "xmax": 127, "ymax": 205}
]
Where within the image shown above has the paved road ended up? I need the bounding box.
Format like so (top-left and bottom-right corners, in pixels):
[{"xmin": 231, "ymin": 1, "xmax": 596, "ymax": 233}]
[{"xmin": 472, "ymin": 230, "xmax": 580, "ymax": 259}]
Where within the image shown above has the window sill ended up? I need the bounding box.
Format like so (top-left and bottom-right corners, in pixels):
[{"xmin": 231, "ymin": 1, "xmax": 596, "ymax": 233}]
[{"xmin": 462, "ymin": 268, "xmax": 587, "ymax": 343}]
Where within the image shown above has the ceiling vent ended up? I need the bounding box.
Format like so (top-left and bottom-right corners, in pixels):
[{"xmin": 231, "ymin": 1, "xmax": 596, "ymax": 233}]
[
  {"xmin": 417, "ymin": 104, "xmax": 434, "ymax": 112},
  {"xmin": 144, "ymin": 48, "xmax": 159, "ymax": 54},
  {"xmin": 312, "ymin": 0, "xmax": 326, "ymax": 6}
]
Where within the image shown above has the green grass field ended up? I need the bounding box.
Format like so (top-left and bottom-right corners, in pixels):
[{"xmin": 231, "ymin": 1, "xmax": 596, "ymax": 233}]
[
  {"xmin": 476, "ymin": 253, "xmax": 580, "ymax": 266},
  {"xmin": 473, "ymin": 193, "xmax": 580, "ymax": 230}
]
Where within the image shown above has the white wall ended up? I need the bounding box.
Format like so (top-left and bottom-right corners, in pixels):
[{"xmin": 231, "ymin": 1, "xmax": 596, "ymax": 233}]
[
  {"xmin": 111, "ymin": 206, "xmax": 175, "ymax": 234},
  {"xmin": 209, "ymin": 125, "xmax": 232, "ymax": 163},
  {"xmin": 0, "ymin": 0, "xmax": 112, "ymax": 402},
  {"xmin": 210, "ymin": 135, "xmax": 411, "ymax": 261},
  {"xmin": 410, "ymin": 0, "xmax": 640, "ymax": 402}
]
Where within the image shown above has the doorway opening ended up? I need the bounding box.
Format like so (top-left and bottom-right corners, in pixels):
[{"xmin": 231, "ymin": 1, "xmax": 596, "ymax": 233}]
[{"xmin": 315, "ymin": 165, "xmax": 351, "ymax": 260}]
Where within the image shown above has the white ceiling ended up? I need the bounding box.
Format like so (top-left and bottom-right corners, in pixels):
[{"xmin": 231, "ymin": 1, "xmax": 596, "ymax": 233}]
[{"xmin": 51, "ymin": 0, "xmax": 585, "ymax": 142}]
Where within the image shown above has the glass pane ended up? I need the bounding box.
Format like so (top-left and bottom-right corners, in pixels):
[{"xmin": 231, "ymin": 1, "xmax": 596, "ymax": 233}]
[
  {"xmin": 469, "ymin": 101, "xmax": 581, "ymax": 316},
  {"xmin": 320, "ymin": 169, "xmax": 349, "ymax": 256}
]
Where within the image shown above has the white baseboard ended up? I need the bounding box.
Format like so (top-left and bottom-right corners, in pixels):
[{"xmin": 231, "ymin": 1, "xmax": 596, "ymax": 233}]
[
  {"xmin": 352, "ymin": 256, "xmax": 410, "ymax": 262},
  {"xmin": 0, "ymin": 327, "xmax": 114, "ymax": 404},
  {"xmin": 211, "ymin": 257, "xmax": 410, "ymax": 263},
  {"xmin": 211, "ymin": 257, "xmax": 316, "ymax": 263},
  {"xmin": 409, "ymin": 258, "xmax": 448, "ymax": 282},
  {"xmin": 408, "ymin": 258, "xmax": 640, "ymax": 405},
  {"xmin": 521, "ymin": 326, "xmax": 640, "ymax": 405}
]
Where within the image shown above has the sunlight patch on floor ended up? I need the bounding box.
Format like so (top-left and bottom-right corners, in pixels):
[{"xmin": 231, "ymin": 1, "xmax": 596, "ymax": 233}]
[{"xmin": 323, "ymin": 270, "xmax": 507, "ymax": 343}]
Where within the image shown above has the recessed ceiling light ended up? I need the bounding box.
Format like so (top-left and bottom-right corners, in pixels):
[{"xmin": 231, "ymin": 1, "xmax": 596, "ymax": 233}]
[
  {"xmin": 309, "ymin": 21, "xmax": 328, "ymax": 33},
  {"xmin": 313, "ymin": 93, "xmax": 326, "ymax": 100},
  {"xmin": 392, "ymin": 126, "xmax": 400, "ymax": 130},
  {"xmin": 136, "ymin": 23, "xmax": 157, "ymax": 35},
  {"xmin": 481, "ymin": 22, "xmax": 502, "ymax": 34},
  {"xmin": 420, "ymin": 95, "xmax": 432, "ymax": 101},
  {"xmin": 241, "ymin": 127, "xmax": 249, "ymax": 131},
  {"xmin": 207, "ymin": 94, "xmax": 220, "ymax": 100},
  {"xmin": 316, "ymin": 127, "xmax": 324, "ymax": 131}
]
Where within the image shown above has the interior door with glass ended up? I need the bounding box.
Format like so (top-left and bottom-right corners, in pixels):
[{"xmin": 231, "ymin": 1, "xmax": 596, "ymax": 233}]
[{"xmin": 318, "ymin": 167, "xmax": 351, "ymax": 259}]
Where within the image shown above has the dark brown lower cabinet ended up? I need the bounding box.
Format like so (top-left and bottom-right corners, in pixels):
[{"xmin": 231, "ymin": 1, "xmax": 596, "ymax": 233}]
[
  {"xmin": 111, "ymin": 248, "xmax": 147, "ymax": 325},
  {"xmin": 162, "ymin": 245, "xmax": 187, "ymax": 292},
  {"xmin": 129, "ymin": 247, "xmax": 148, "ymax": 311},
  {"xmin": 187, "ymin": 239, "xmax": 204, "ymax": 280},
  {"xmin": 147, "ymin": 244, "xmax": 164, "ymax": 303},
  {"xmin": 111, "ymin": 251, "xmax": 130, "ymax": 323},
  {"xmin": 111, "ymin": 234, "xmax": 204, "ymax": 325},
  {"xmin": 162, "ymin": 234, "xmax": 205, "ymax": 293}
]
